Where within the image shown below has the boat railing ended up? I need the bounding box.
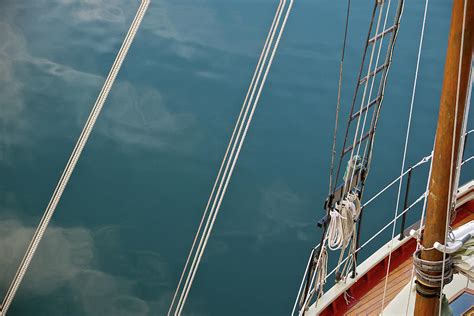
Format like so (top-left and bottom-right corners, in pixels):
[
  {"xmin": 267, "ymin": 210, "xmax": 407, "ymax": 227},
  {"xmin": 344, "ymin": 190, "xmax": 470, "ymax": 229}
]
[{"xmin": 292, "ymin": 130, "xmax": 474, "ymax": 315}]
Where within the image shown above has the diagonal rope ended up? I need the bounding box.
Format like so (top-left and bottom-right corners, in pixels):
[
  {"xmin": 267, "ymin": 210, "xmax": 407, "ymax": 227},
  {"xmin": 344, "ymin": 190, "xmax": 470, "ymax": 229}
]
[
  {"xmin": 380, "ymin": 0, "xmax": 429, "ymax": 313},
  {"xmin": 342, "ymin": 0, "xmax": 405, "ymax": 281},
  {"xmin": 325, "ymin": 191, "xmax": 427, "ymax": 282},
  {"xmin": 353, "ymin": 0, "xmax": 392, "ymax": 161},
  {"xmin": 450, "ymin": 63, "xmax": 472, "ymax": 222},
  {"xmin": 344, "ymin": 1, "xmax": 386, "ymax": 191},
  {"xmin": 333, "ymin": 2, "xmax": 379, "ymax": 192},
  {"xmin": 363, "ymin": 0, "xmax": 405, "ymax": 173},
  {"xmin": 169, "ymin": 2, "xmax": 294, "ymax": 315},
  {"xmin": 166, "ymin": 1, "xmax": 285, "ymax": 314},
  {"xmin": 174, "ymin": 0, "xmax": 287, "ymax": 311},
  {"xmin": 0, "ymin": 1, "xmax": 150, "ymax": 315},
  {"xmin": 405, "ymin": 149, "xmax": 434, "ymax": 315},
  {"xmin": 329, "ymin": 0, "xmax": 352, "ymax": 194},
  {"xmin": 332, "ymin": 0, "xmax": 389, "ymax": 280},
  {"xmin": 295, "ymin": 151, "xmax": 435, "ymax": 313}
]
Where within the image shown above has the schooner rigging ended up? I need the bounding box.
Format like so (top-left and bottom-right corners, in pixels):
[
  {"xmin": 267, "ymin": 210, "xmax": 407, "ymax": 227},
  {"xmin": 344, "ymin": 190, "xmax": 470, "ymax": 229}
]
[{"xmin": 0, "ymin": 0, "xmax": 472, "ymax": 315}]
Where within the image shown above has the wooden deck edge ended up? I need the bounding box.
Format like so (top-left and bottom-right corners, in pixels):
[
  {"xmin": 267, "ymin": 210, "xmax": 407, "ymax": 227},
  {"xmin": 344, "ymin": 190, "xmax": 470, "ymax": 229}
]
[{"xmin": 305, "ymin": 180, "xmax": 474, "ymax": 316}]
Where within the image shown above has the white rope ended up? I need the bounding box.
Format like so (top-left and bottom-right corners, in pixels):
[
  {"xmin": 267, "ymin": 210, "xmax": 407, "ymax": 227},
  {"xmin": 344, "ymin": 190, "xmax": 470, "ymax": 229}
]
[
  {"xmin": 327, "ymin": 147, "xmax": 474, "ymax": 288},
  {"xmin": 299, "ymin": 153, "xmax": 430, "ymax": 312},
  {"xmin": 364, "ymin": 1, "xmax": 405, "ymax": 174},
  {"xmin": 167, "ymin": 1, "xmax": 285, "ymax": 314},
  {"xmin": 333, "ymin": 1, "xmax": 396, "ymax": 283},
  {"xmin": 461, "ymin": 155, "xmax": 474, "ymax": 165},
  {"xmin": 292, "ymin": 245, "xmax": 320, "ymax": 316},
  {"xmin": 169, "ymin": 2, "xmax": 294, "ymax": 314},
  {"xmin": 325, "ymin": 191, "xmax": 427, "ymax": 282},
  {"xmin": 294, "ymin": 145, "xmax": 474, "ymax": 313},
  {"xmin": 439, "ymin": 1, "xmax": 468, "ymax": 314},
  {"xmin": 0, "ymin": 2, "xmax": 149, "ymax": 315},
  {"xmin": 452, "ymin": 63, "xmax": 472, "ymax": 221},
  {"xmin": 354, "ymin": 0, "xmax": 392, "ymax": 160},
  {"xmin": 380, "ymin": 0, "xmax": 429, "ymax": 312},
  {"xmin": 300, "ymin": 246, "xmax": 329, "ymax": 313},
  {"xmin": 299, "ymin": 147, "xmax": 473, "ymax": 313},
  {"xmin": 329, "ymin": 0, "xmax": 352, "ymax": 194},
  {"xmin": 363, "ymin": 154, "xmax": 431, "ymax": 208},
  {"xmin": 176, "ymin": 3, "xmax": 294, "ymax": 314},
  {"xmin": 405, "ymin": 149, "xmax": 434, "ymax": 315},
  {"xmin": 327, "ymin": 196, "xmax": 360, "ymax": 251},
  {"xmin": 345, "ymin": 1, "xmax": 386, "ymax": 191}
]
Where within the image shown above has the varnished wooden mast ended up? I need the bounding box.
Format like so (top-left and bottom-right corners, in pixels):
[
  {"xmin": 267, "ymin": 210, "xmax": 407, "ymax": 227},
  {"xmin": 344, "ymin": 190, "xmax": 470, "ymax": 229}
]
[{"xmin": 414, "ymin": 0, "xmax": 474, "ymax": 315}]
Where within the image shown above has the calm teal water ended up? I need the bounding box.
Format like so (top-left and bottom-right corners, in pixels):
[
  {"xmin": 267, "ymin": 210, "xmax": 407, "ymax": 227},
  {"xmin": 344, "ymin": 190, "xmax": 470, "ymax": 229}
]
[{"xmin": 0, "ymin": 0, "xmax": 472, "ymax": 315}]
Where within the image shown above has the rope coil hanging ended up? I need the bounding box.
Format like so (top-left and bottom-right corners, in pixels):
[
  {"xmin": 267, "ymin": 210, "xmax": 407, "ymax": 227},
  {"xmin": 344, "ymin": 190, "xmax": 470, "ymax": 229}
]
[
  {"xmin": 328, "ymin": 193, "xmax": 361, "ymax": 250},
  {"xmin": 297, "ymin": 1, "xmax": 405, "ymax": 311}
]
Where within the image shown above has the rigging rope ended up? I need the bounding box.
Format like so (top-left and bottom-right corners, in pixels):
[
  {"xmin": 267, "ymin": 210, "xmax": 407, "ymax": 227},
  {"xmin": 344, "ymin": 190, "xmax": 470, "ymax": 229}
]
[
  {"xmin": 344, "ymin": 0, "xmax": 387, "ymax": 192},
  {"xmin": 325, "ymin": 191, "xmax": 427, "ymax": 282},
  {"xmin": 405, "ymin": 150, "xmax": 434, "ymax": 315},
  {"xmin": 450, "ymin": 57, "xmax": 472, "ymax": 224},
  {"xmin": 363, "ymin": 0, "xmax": 405, "ymax": 173},
  {"xmin": 352, "ymin": 0, "xmax": 392, "ymax": 163},
  {"xmin": 341, "ymin": 0, "xmax": 405, "ymax": 284},
  {"xmin": 380, "ymin": 0, "xmax": 428, "ymax": 312},
  {"xmin": 0, "ymin": 1, "xmax": 150, "ymax": 314},
  {"xmin": 294, "ymin": 153, "xmax": 431, "ymax": 315},
  {"xmin": 327, "ymin": 193, "xmax": 361, "ymax": 250},
  {"xmin": 298, "ymin": 3, "xmax": 406, "ymax": 310},
  {"xmin": 329, "ymin": 0, "xmax": 352, "ymax": 194},
  {"xmin": 167, "ymin": 1, "xmax": 285, "ymax": 313},
  {"xmin": 168, "ymin": 2, "xmax": 294, "ymax": 315}
]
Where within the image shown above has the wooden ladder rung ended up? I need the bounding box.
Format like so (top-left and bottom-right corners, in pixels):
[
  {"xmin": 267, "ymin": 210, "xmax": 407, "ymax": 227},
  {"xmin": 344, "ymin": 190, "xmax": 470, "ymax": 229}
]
[
  {"xmin": 342, "ymin": 130, "xmax": 374, "ymax": 155},
  {"xmin": 359, "ymin": 63, "xmax": 388, "ymax": 85},
  {"xmin": 368, "ymin": 25, "xmax": 397, "ymax": 44},
  {"xmin": 350, "ymin": 97, "xmax": 381, "ymax": 121}
]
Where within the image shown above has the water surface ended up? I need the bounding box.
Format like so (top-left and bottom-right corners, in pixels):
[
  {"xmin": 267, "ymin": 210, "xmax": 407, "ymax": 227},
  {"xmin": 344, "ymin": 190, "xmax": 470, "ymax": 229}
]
[{"xmin": 0, "ymin": 0, "xmax": 472, "ymax": 315}]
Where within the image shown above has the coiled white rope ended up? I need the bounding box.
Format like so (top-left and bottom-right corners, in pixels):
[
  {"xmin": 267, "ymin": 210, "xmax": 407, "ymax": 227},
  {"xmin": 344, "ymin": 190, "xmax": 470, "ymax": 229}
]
[
  {"xmin": 325, "ymin": 191, "xmax": 427, "ymax": 283},
  {"xmin": 0, "ymin": 2, "xmax": 150, "ymax": 315},
  {"xmin": 293, "ymin": 150, "xmax": 450, "ymax": 314},
  {"xmin": 168, "ymin": 2, "xmax": 294, "ymax": 315},
  {"xmin": 328, "ymin": 193, "xmax": 361, "ymax": 250},
  {"xmin": 295, "ymin": 145, "xmax": 474, "ymax": 314}
]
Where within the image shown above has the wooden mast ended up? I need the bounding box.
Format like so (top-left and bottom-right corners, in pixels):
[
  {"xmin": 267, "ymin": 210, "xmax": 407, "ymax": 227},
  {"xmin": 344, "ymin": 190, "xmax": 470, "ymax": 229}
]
[{"xmin": 414, "ymin": 0, "xmax": 474, "ymax": 314}]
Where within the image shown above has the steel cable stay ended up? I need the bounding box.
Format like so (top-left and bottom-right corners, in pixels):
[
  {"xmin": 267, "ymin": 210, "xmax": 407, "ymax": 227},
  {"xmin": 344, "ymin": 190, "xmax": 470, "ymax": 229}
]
[
  {"xmin": 300, "ymin": 0, "xmax": 369, "ymax": 307},
  {"xmin": 338, "ymin": 0, "xmax": 404, "ymax": 282},
  {"xmin": 168, "ymin": 1, "xmax": 294, "ymax": 315},
  {"xmin": 300, "ymin": 0, "xmax": 354, "ymax": 310},
  {"xmin": 380, "ymin": 0, "xmax": 429, "ymax": 312},
  {"xmin": 167, "ymin": 1, "xmax": 286, "ymax": 313},
  {"xmin": 296, "ymin": 0, "xmax": 471, "ymax": 304},
  {"xmin": 337, "ymin": 0, "xmax": 397, "ymax": 280},
  {"xmin": 298, "ymin": 0, "xmax": 406, "ymax": 311},
  {"xmin": 329, "ymin": 0, "xmax": 352, "ymax": 195},
  {"xmin": 293, "ymin": 152, "xmax": 429, "ymax": 314},
  {"xmin": 0, "ymin": 1, "xmax": 150, "ymax": 315}
]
